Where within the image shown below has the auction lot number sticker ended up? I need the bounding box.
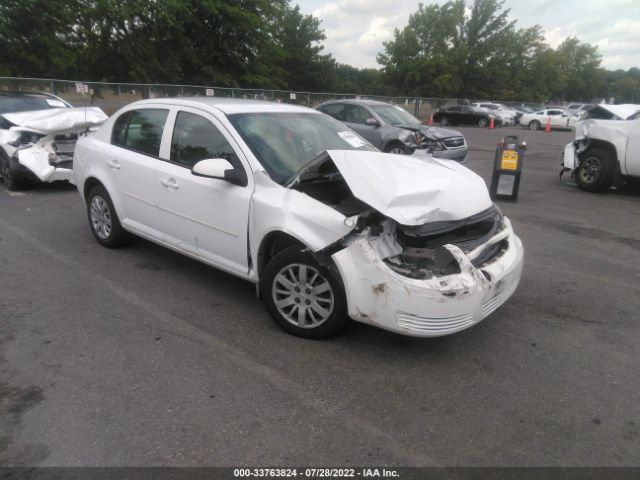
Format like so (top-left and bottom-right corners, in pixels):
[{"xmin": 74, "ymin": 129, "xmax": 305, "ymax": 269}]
[{"xmin": 234, "ymin": 468, "xmax": 399, "ymax": 478}]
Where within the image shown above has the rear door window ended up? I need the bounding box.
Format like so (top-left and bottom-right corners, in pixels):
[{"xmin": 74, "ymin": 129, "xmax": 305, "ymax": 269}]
[
  {"xmin": 111, "ymin": 108, "xmax": 169, "ymax": 157},
  {"xmin": 319, "ymin": 104, "xmax": 346, "ymax": 121}
]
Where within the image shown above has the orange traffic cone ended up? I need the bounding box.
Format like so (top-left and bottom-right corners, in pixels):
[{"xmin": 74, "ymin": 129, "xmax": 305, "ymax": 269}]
[
  {"xmin": 489, "ymin": 117, "xmax": 495, "ymax": 129},
  {"xmin": 427, "ymin": 113, "xmax": 433, "ymax": 126},
  {"xmin": 544, "ymin": 117, "xmax": 551, "ymax": 132}
]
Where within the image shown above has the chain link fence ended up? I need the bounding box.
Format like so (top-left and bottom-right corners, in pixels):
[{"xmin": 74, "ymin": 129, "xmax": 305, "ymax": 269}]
[{"xmin": 0, "ymin": 76, "xmax": 543, "ymax": 120}]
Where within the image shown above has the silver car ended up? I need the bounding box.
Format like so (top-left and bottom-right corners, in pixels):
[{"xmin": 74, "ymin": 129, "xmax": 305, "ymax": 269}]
[{"xmin": 316, "ymin": 99, "xmax": 469, "ymax": 163}]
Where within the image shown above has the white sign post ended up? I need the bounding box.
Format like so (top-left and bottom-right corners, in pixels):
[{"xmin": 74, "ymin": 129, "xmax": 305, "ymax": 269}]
[{"xmin": 206, "ymin": 88, "xmax": 214, "ymax": 97}]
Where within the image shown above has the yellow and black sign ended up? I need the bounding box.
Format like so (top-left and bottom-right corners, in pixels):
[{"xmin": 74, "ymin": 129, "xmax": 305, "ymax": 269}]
[{"xmin": 490, "ymin": 136, "xmax": 525, "ymax": 201}]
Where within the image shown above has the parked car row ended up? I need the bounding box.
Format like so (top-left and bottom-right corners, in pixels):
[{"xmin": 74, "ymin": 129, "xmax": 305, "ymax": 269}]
[{"xmin": 0, "ymin": 91, "xmax": 524, "ymax": 340}]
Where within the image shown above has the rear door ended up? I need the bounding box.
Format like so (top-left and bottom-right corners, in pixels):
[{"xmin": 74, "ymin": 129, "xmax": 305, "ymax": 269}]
[
  {"xmin": 107, "ymin": 107, "xmax": 169, "ymax": 240},
  {"xmin": 155, "ymin": 107, "xmax": 253, "ymax": 277}
]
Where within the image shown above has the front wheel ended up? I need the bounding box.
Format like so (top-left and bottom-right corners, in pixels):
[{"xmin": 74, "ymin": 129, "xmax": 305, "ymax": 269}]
[
  {"xmin": 0, "ymin": 152, "xmax": 28, "ymax": 191},
  {"xmin": 575, "ymin": 148, "xmax": 616, "ymax": 193},
  {"xmin": 478, "ymin": 118, "xmax": 488, "ymax": 128},
  {"xmin": 86, "ymin": 184, "xmax": 132, "ymax": 247},
  {"xmin": 529, "ymin": 120, "xmax": 540, "ymax": 131},
  {"xmin": 439, "ymin": 116, "xmax": 449, "ymax": 126},
  {"xmin": 261, "ymin": 247, "xmax": 349, "ymax": 339},
  {"xmin": 384, "ymin": 143, "xmax": 407, "ymax": 155}
]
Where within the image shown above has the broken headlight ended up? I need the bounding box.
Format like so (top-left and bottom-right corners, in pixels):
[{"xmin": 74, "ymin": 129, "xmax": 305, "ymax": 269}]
[
  {"xmin": 384, "ymin": 246, "xmax": 460, "ymax": 279},
  {"xmin": 421, "ymin": 138, "xmax": 445, "ymax": 152},
  {"xmin": 8, "ymin": 132, "xmax": 45, "ymax": 149}
]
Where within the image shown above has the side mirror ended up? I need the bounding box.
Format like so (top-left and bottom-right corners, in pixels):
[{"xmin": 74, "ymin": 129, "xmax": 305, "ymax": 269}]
[
  {"xmin": 192, "ymin": 158, "xmax": 247, "ymax": 186},
  {"xmin": 365, "ymin": 117, "xmax": 379, "ymax": 126}
]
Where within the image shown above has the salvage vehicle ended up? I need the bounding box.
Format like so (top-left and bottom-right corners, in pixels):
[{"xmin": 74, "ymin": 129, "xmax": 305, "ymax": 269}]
[
  {"xmin": 579, "ymin": 103, "xmax": 640, "ymax": 121},
  {"xmin": 74, "ymin": 98, "xmax": 524, "ymax": 339},
  {"xmin": 316, "ymin": 99, "xmax": 468, "ymax": 162},
  {"xmin": 0, "ymin": 92, "xmax": 108, "ymax": 190},
  {"xmin": 432, "ymin": 105, "xmax": 499, "ymax": 128},
  {"xmin": 561, "ymin": 108, "xmax": 640, "ymax": 192},
  {"xmin": 518, "ymin": 108, "xmax": 578, "ymax": 130}
]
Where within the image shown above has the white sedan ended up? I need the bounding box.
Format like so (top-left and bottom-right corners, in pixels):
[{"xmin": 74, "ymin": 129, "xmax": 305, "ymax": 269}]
[
  {"xmin": 519, "ymin": 108, "xmax": 578, "ymax": 130},
  {"xmin": 73, "ymin": 98, "xmax": 524, "ymax": 339}
]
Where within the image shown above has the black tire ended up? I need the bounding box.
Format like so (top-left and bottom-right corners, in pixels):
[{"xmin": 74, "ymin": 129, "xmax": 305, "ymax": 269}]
[
  {"xmin": 384, "ymin": 142, "xmax": 408, "ymax": 155},
  {"xmin": 439, "ymin": 116, "xmax": 449, "ymax": 126},
  {"xmin": 0, "ymin": 151, "xmax": 28, "ymax": 191},
  {"xmin": 529, "ymin": 120, "xmax": 540, "ymax": 131},
  {"xmin": 86, "ymin": 184, "xmax": 132, "ymax": 247},
  {"xmin": 260, "ymin": 246, "xmax": 349, "ymax": 339},
  {"xmin": 575, "ymin": 148, "xmax": 616, "ymax": 193},
  {"xmin": 478, "ymin": 118, "xmax": 488, "ymax": 128}
]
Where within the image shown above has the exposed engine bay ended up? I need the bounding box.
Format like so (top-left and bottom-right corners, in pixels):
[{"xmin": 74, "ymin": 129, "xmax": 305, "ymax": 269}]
[{"xmin": 291, "ymin": 154, "xmax": 508, "ymax": 280}]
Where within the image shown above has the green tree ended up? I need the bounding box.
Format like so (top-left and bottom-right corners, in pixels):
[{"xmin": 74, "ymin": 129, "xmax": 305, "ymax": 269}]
[{"xmin": 0, "ymin": 0, "xmax": 81, "ymax": 78}]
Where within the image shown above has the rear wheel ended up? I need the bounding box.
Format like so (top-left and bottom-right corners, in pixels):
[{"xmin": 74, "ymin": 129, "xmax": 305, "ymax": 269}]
[
  {"xmin": 575, "ymin": 148, "xmax": 616, "ymax": 193},
  {"xmin": 261, "ymin": 246, "xmax": 349, "ymax": 339},
  {"xmin": 478, "ymin": 118, "xmax": 488, "ymax": 128},
  {"xmin": 529, "ymin": 120, "xmax": 540, "ymax": 131},
  {"xmin": 86, "ymin": 184, "xmax": 132, "ymax": 247}
]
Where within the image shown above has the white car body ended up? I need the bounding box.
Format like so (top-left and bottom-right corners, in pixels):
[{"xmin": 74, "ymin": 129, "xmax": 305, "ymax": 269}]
[
  {"xmin": 563, "ymin": 115, "xmax": 640, "ymax": 178},
  {"xmin": 1, "ymin": 106, "xmax": 108, "ymax": 184},
  {"xmin": 74, "ymin": 98, "xmax": 524, "ymax": 337},
  {"xmin": 519, "ymin": 108, "xmax": 577, "ymax": 130},
  {"xmin": 472, "ymin": 103, "xmax": 517, "ymax": 125}
]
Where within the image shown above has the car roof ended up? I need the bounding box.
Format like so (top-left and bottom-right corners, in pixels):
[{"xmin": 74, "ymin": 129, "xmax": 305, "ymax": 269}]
[
  {"xmin": 124, "ymin": 97, "xmax": 320, "ymax": 115},
  {"xmin": 0, "ymin": 91, "xmax": 60, "ymax": 99},
  {"xmin": 317, "ymin": 99, "xmax": 393, "ymax": 107}
]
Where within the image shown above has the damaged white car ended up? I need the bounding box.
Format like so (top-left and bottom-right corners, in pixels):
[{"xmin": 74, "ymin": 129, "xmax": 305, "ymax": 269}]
[
  {"xmin": 561, "ymin": 104, "xmax": 640, "ymax": 192},
  {"xmin": 74, "ymin": 98, "xmax": 524, "ymax": 338},
  {"xmin": 0, "ymin": 92, "xmax": 107, "ymax": 190}
]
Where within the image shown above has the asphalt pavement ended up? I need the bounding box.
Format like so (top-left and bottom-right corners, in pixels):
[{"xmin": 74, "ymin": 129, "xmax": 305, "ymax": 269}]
[{"xmin": 1, "ymin": 126, "xmax": 639, "ymax": 467}]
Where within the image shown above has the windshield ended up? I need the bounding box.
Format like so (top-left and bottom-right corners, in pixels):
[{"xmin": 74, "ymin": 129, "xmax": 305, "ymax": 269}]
[
  {"xmin": 0, "ymin": 96, "xmax": 68, "ymax": 115},
  {"xmin": 228, "ymin": 112, "xmax": 376, "ymax": 184},
  {"xmin": 370, "ymin": 104, "xmax": 420, "ymax": 126}
]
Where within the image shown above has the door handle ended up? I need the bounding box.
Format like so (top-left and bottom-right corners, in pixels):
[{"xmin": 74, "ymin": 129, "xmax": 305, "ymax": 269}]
[
  {"xmin": 160, "ymin": 178, "xmax": 179, "ymax": 190},
  {"xmin": 107, "ymin": 159, "xmax": 120, "ymax": 170}
]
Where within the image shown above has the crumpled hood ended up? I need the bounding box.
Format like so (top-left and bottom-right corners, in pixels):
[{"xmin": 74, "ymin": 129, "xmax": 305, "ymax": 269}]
[
  {"xmin": 589, "ymin": 104, "xmax": 640, "ymax": 120},
  {"xmin": 3, "ymin": 107, "xmax": 108, "ymax": 134},
  {"xmin": 325, "ymin": 150, "xmax": 493, "ymax": 225},
  {"xmin": 395, "ymin": 123, "xmax": 462, "ymax": 139}
]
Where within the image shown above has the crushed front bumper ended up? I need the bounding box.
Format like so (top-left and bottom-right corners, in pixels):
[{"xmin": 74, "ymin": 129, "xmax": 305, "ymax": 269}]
[
  {"xmin": 15, "ymin": 146, "xmax": 75, "ymax": 184},
  {"xmin": 331, "ymin": 218, "xmax": 524, "ymax": 337}
]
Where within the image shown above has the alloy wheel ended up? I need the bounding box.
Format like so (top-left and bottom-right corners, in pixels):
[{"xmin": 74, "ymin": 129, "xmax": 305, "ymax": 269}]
[
  {"xmin": 90, "ymin": 195, "xmax": 113, "ymax": 240},
  {"xmin": 272, "ymin": 263, "xmax": 335, "ymax": 329}
]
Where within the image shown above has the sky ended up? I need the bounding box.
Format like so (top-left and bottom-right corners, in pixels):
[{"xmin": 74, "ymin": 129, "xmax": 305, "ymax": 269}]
[{"xmin": 297, "ymin": 0, "xmax": 640, "ymax": 71}]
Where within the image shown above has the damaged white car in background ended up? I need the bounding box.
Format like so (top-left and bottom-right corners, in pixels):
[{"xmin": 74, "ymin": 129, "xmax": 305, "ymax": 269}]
[
  {"xmin": 74, "ymin": 98, "xmax": 524, "ymax": 339},
  {"xmin": 561, "ymin": 104, "xmax": 640, "ymax": 192},
  {"xmin": 0, "ymin": 93, "xmax": 107, "ymax": 190}
]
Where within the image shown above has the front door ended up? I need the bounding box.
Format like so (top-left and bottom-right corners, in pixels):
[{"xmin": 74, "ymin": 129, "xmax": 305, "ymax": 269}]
[
  {"xmin": 624, "ymin": 119, "xmax": 640, "ymax": 176},
  {"xmin": 155, "ymin": 108, "xmax": 253, "ymax": 277},
  {"xmin": 344, "ymin": 105, "xmax": 382, "ymax": 147}
]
